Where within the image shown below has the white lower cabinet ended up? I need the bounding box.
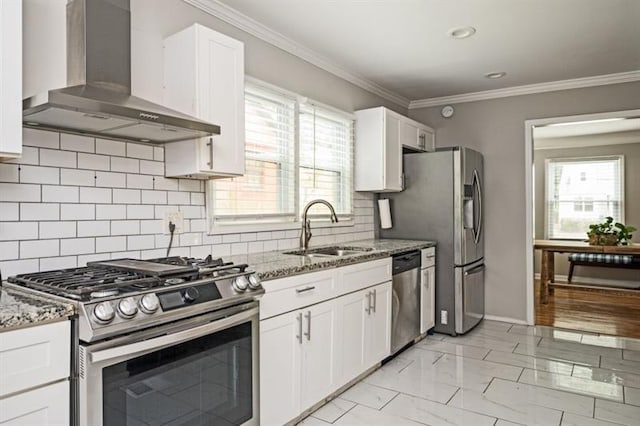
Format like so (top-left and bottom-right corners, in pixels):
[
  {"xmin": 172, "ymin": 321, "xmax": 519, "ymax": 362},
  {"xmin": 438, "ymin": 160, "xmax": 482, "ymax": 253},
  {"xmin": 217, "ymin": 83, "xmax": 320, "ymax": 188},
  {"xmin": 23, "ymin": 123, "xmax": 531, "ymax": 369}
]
[
  {"xmin": 420, "ymin": 266, "xmax": 436, "ymax": 333},
  {"xmin": 0, "ymin": 380, "xmax": 68, "ymax": 426}
]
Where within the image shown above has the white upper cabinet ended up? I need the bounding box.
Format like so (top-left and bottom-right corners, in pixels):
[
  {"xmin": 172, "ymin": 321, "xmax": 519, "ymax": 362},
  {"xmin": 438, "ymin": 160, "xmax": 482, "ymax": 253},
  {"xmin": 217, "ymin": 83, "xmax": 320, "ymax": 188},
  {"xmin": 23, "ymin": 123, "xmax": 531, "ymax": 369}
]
[
  {"xmin": 355, "ymin": 106, "xmax": 434, "ymax": 192},
  {"xmin": 163, "ymin": 24, "xmax": 245, "ymax": 178},
  {"xmin": 0, "ymin": 0, "xmax": 22, "ymax": 161}
]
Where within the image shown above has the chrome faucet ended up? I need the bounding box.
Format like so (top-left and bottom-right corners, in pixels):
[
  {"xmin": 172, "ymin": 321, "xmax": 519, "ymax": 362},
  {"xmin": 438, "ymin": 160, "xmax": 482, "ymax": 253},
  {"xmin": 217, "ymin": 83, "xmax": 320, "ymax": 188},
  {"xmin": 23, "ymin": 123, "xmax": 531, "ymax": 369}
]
[{"xmin": 300, "ymin": 199, "xmax": 339, "ymax": 250}]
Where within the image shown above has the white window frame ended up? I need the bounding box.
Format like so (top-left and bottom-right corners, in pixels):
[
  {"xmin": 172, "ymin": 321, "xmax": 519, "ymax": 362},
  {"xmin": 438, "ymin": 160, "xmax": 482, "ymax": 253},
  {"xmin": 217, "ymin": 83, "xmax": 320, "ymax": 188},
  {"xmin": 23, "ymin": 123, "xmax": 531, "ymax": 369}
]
[
  {"xmin": 206, "ymin": 77, "xmax": 356, "ymax": 234},
  {"xmin": 544, "ymin": 155, "xmax": 625, "ymax": 240}
]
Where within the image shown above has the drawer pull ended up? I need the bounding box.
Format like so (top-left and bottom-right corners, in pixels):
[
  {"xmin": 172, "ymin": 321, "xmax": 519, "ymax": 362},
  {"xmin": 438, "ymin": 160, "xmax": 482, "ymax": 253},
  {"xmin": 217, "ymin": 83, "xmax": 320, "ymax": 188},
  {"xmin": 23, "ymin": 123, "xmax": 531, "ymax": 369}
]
[{"xmin": 296, "ymin": 286, "xmax": 316, "ymax": 294}]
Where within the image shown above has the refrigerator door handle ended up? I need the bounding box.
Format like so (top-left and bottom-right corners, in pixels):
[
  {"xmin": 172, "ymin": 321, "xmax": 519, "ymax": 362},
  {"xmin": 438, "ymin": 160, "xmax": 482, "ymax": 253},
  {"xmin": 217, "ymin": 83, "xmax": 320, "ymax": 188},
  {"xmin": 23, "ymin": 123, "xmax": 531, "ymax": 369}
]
[
  {"xmin": 473, "ymin": 169, "xmax": 483, "ymax": 244},
  {"xmin": 464, "ymin": 263, "xmax": 485, "ymax": 276}
]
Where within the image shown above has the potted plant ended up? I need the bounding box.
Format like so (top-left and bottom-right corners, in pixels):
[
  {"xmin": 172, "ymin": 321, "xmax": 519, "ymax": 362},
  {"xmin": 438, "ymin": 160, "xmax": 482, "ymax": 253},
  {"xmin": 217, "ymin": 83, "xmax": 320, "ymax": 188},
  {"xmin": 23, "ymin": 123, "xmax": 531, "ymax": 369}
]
[{"xmin": 587, "ymin": 216, "xmax": 637, "ymax": 246}]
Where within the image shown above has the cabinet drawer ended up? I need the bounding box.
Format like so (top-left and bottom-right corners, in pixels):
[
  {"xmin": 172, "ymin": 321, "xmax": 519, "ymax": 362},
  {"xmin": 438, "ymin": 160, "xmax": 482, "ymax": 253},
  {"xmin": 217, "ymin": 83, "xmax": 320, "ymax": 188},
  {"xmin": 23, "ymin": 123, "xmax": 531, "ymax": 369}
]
[
  {"xmin": 260, "ymin": 270, "xmax": 337, "ymax": 319},
  {"xmin": 339, "ymin": 258, "xmax": 392, "ymax": 295},
  {"xmin": 421, "ymin": 247, "xmax": 436, "ymax": 268},
  {"xmin": 0, "ymin": 321, "xmax": 70, "ymax": 398},
  {"xmin": 0, "ymin": 380, "xmax": 69, "ymax": 425}
]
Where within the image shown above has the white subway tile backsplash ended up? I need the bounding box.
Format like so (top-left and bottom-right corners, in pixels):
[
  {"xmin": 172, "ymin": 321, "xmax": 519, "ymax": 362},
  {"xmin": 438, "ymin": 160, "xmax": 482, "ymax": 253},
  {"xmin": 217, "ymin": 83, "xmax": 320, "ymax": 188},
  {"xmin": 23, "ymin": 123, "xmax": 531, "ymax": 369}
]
[
  {"xmin": 141, "ymin": 249, "xmax": 166, "ymax": 259},
  {"xmin": 111, "ymin": 250, "xmax": 142, "ymax": 259},
  {"xmin": 96, "ymin": 139, "xmax": 126, "ymax": 156},
  {"xmin": 78, "ymin": 220, "xmax": 110, "ymax": 237},
  {"xmin": 80, "ymin": 187, "xmax": 112, "ymax": 204},
  {"xmin": 0, "ymin": 241, "xmax": 18, "ymax": 260},
  {"xmin": 127, "ymin": 235, "xmax": 155, "ymax": 250},
  {"xmin": 231, "ymin": 242, "xmax": 248, "ymax": 255},
  {"xmin": 61, "ymin": 238, "xmax": 95, "ymax": 256},
  {"xmin": 0, "ymin": 164, "xmax": 18, "ymax": 182},
  {"xmin": 140, "ymin": 219, "xmax": 163, "ymax": 234},
  {"xmin": 211, "ymin": 244, "xmax": 231, "ymax": 257},
  {"xmin": 0, "ymin": 203, "xmax": 19, "ymax": 221},
  {"xmin": 42, "ymin": 185, "xmax": 79, "ymax": 203},
  {"xmin": 127, "ymin": 143, "xmax": 154, "ymax": 160},
  {"xmin": 61, "ymin": 134, "xmax": 94, "ymax": 153},
  {"xmin": 241, "ymin": 233, "xmax": 257, "ymax": 242},
  {"xmin": 113, "ymin": 189, "xmax": 141, "ymax": 204},
  {"xmin": 153, "ymin": 147, "xmax": 164, "ymax": 162},
  {"xmin": 263, "ymin": 240, "xmax": 278, "ymax": 251},
  {"xmin": 96, "ymin": 204, "xmax": 127, "ymax": 220},
  {"xmin": 96, "ymin": 236, "xmax": 126, "ymax": 253},
  {"xmin": 95, "ymin": 171, "xmax": 126, "ymax": 188},
  {"xmin": 20, "ymin": 239, "xmax": 59, "ymax": 258},
  {"xmin": 190, "ymin": 245, "xmax": 213, "ymax": 259},
  {"xmin": 154, "ymin": 177, "xmax": 179, "ymax": 191},
  {"xmin": 190, "ymin": 219, "xmax": 206, "ymax": 233},
  {"xmin": 191, "ymin": 192, "xmax": 205, "ymax": 205},
  {"xmin": 222, "ymin": 234, "xmax": 240, "ymax": 243},
  {"xmin": 180, "ymin": 233, "xmax": 202, "ymax": 246},
  {"xmin": 6, "ymin": 146, "xmax": 39, "ymax": 165},
  {"xmin": 178, "ymin": 179, "xmax": 200, "ymax": 192},
  {"xmin": 167, "ymin": 191, "xmax": 190, "ymax": 205},
  {"xmin": 181, "ymin": 205, "xmax": 204, "ymax": 219},
  {"xmin": 248, "ymin": 241, "xmax": 264, "ymax": 253},
  {"xmin": 61, "ymin": 169, "xmax": 95, "ymax": 186},
  {"xmin": 40, "ymin": 221, "xmax": 76, "ymax": 239},
  {"xmin": 141, "ymin": 190, "xmax": 167, "ymax": 205},
  {"xmin": 127, "ymin": 205, "xmax": 154, "ymax": 220},
  {"xmin": 78, "ymin": 253, "xmax": 110, "ymax": 266},
  {"xmin": 0, "ymin": 222, "xmax": 39, "ymax": 241},
  {"xmin": 111, "ymin": 220, "xmax": 140, "ymax": 235},
  {"xmin": 111, "ymin": 157, "xmax": 139, "ymax": 173},
  {"xmin": 40, "ymin": 148, "xmax": 77, "ymax": 168},
  {"xmin": 271, "ymin": 231, "xmax": 286, "ymax": 239},
  {"xmin": 61, "ymin": 204, "xmax": 95, "ymax": 220},
  {"xmin": 0, "ymin": 183, "xmax": 41, "ymax": 202},
  {"xmin": 40, "ymin": 256, "xmax": 78, "ymax": 271},
  {"xmin": 139, "ymin": 160, "xmax": 164, "ymax": 176},
  {"xmin": 19, "ymin": 165, "xmax": 59, "ymax": 185},
  {"xmin": 20, "ymin": 203, "xmax": 60, "ymax": 221},
  {"xmin": 0, "ymin": 259, "xmax": 40, "ymax": 276},
  {"xmin": 78, "ymin": 153, "xmax": 110, "ymax": 171},
  {"xmin": 23, "ymin": 128, "xmax": 59, "ymax": 149},
  {"xmin": 127, "ymin": 174, "xmax": 154, "ymax": 189}
]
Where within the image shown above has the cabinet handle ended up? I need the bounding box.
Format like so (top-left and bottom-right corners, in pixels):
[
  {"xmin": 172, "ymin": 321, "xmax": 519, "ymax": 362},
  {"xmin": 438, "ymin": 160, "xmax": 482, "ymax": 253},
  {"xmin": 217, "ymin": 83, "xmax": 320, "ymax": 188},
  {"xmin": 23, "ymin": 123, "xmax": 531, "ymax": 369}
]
[
  {"xmin": 296, "ymin": 286, "xmax": 316, "ymax": 294},
  {"xmin": 304, "ymin": 311, "xmax": 311, "ymax": 341},
  {"xmin": 296, "ymin": 312, "xmax": 303, "ymax": 344},
  {"xmin": 419, "ymin": 134, "xmax": 426, "ymax": 149},
  {"xmin": 206, "ymin": 137, "xmax": 214, "ymax": 167},
  {"xmin": 373, "ymin": 289, "xmax": 377, "ymax": 313},
  {"xmin": 365, "ymin": 291, "xmax": 372, "ymax": 315}
]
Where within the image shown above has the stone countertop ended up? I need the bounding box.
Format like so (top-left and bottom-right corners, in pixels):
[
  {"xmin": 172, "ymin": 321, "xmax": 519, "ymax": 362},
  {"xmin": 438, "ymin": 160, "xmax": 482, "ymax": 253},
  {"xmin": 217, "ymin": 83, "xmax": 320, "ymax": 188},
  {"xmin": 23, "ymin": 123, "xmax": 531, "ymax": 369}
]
[
  {"xmin": 229, "ymin": 238, "xmax": 435, "ymax": 281},
  {"xmin": 0, "ymin": 286, "xmax": 75, "ymax": 332}
]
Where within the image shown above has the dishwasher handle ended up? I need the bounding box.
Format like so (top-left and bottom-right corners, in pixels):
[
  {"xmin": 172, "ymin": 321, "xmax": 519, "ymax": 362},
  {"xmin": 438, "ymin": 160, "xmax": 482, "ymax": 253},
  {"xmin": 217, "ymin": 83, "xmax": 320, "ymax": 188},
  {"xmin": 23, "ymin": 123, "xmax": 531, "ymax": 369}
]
[{"xmin": 392, "ymin": 250, "xmax": 421, "ymax": 275}]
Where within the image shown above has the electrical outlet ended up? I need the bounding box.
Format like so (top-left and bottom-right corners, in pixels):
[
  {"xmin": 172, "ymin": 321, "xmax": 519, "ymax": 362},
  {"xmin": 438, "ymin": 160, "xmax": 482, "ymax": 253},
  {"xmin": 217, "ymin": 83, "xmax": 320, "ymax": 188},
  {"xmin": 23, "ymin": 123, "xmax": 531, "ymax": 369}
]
[
  {"xmin": 440, "ymin": 310, "xmax": 448, "ymax": 325},
  {"xmin": 164, "ymin": 210, "xmax": 184, "ymax": 235}
]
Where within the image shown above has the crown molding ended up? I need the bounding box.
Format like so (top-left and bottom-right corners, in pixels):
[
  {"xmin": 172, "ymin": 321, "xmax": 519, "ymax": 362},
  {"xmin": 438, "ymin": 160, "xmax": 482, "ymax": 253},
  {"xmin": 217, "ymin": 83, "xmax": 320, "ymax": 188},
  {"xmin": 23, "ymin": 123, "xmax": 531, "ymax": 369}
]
[
  {"xmin": 408, "ymin": 70, "xmax": 640, "ymax": 109},
  {"xmin": 183, "ymin": 0, "xmax": 410, "ymax": 109}
]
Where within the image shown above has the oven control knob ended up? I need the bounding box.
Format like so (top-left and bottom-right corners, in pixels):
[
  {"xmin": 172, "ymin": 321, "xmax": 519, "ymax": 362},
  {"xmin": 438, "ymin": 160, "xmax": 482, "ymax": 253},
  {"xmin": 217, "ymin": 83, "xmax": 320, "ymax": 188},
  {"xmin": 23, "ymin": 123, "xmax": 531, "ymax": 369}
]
[
  {"xmin": 182, "ymin": 287, "xmax": 200, "ymax": 303},
  {"xmin": 233, "ymin": 275, "xmax": 250, "ymax": 292},
  {"xmin": 248, "ymin": 274, "xmax": 262, "ymax": 290},
  {"xmin": 139, "ymin": 294, "xmax": 160, "ymax": 314},
  {"xmin": 117, "ymin": 297, "xmax": 138, "ymax": 319},
  {"xmin": 93, "ymin": 302, "xmax": 115, "ymax": 324}
]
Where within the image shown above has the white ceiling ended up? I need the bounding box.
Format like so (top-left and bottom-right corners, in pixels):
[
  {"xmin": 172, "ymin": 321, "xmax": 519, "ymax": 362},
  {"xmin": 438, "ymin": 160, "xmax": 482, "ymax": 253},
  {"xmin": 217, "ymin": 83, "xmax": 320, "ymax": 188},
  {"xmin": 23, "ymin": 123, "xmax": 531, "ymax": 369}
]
[{"xmin": 212, "ymin": 0, "xmax": 640, "ymax": 103}]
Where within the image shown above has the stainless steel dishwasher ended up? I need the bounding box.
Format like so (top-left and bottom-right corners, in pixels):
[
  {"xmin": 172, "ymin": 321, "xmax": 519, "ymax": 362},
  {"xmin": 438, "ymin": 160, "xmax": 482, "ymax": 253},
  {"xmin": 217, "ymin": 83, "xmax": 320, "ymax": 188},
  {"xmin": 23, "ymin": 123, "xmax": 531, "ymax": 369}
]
[{"xmin": 390, "ymin": 250, "xmax": 421, "ymax": 354}]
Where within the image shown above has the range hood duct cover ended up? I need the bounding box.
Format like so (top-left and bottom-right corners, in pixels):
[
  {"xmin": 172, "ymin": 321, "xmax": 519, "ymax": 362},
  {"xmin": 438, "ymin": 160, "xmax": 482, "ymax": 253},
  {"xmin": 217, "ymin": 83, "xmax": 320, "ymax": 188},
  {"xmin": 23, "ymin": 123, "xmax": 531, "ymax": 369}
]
[{"xmin": 22, "ymin": 0, "xmax": 220, "ymax": 143}]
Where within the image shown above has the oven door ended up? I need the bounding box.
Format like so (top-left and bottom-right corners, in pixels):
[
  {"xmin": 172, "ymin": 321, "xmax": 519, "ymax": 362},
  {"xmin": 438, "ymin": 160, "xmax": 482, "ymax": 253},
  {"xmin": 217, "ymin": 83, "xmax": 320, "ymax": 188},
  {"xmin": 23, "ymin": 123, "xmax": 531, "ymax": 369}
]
[{"xmin": 79, "ymin": 302, "xmax": 259, "ymax": 426}]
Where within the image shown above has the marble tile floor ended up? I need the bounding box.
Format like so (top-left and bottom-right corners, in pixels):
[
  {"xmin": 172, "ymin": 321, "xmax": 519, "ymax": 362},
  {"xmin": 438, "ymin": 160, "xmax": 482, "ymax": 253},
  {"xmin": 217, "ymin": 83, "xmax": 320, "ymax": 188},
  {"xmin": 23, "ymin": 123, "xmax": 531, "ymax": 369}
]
[{"xmin": 297, "ymin": 320, "xmax": 640, "ymax": 426}]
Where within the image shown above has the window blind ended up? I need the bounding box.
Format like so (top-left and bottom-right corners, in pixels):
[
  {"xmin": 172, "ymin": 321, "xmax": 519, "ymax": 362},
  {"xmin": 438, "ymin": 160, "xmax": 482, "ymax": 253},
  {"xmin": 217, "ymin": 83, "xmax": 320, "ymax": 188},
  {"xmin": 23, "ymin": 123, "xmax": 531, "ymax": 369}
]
[
  {"xmin": 211, "ymin": 84, "xmax": 296, "ymax": 224},
  {"xmin": 299, "ymin": 103, "xmax": 354, "ymax": 217},
  {"xmin": 545, "ymin": 156, "xmax": 624, "ymax": 239}
]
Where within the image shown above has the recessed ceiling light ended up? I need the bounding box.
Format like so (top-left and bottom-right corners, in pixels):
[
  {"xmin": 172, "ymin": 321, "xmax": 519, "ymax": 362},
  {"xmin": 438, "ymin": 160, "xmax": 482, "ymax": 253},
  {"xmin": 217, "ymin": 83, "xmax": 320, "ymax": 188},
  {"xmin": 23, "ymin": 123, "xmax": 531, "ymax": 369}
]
[
  {"xmin": 448, "ymin": 26, "xmax": 476, "ymax": 39},
  {"xmin": 484, "ymin": 71, "xmax": 507, "ymax": 79}
]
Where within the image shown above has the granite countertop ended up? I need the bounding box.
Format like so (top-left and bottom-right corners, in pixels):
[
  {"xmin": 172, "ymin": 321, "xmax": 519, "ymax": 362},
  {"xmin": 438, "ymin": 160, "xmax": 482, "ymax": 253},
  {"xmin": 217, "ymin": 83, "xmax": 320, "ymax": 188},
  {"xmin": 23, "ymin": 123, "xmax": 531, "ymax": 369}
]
[
  {"xmin": 0, "ymin": 286, "xmax": 75, "ymax": 332},
  {"xmin": 229, "ymin": 238, "xmax": 435, "ymax": 281}
]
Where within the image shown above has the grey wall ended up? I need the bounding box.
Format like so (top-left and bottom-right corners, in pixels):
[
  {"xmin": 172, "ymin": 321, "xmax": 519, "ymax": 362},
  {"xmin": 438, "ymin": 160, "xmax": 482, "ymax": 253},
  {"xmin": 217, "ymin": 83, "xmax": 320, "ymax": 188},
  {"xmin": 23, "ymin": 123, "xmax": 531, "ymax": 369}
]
[
  {"xmin": 409, "ymin": 82, "xmax": 640, "ymax": 322},
  {"xmin": 533, "ymin": 142, "xmax": 640, "ymax": 283}
]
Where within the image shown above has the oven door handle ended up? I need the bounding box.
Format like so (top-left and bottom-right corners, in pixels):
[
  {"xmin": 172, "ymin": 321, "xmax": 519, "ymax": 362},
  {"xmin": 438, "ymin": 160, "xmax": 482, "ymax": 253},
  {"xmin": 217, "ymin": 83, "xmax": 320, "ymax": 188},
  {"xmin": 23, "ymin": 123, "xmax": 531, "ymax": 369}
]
[{"xmin": 90, "ymin": 307, "xmax": 258, "ymax": 364}]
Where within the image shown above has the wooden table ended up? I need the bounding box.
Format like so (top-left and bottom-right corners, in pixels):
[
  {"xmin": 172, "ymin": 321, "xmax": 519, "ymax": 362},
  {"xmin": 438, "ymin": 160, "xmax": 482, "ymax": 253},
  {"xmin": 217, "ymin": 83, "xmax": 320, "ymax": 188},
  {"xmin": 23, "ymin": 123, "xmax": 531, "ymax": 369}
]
[{"xmin": 534, "ymin": 240, "xmax": 640, "ymax": 304}]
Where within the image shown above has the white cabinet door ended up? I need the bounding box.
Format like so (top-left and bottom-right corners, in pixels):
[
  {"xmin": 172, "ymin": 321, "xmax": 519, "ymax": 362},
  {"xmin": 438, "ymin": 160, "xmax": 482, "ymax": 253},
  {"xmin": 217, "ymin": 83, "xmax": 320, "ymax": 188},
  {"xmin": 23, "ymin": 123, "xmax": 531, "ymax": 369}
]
[
  {"xmin": 420, "ymin": 266, "xmax": 436, "ymax": 334},
  {"xmin": 0, "ymin": 380, "xmax": 69, "ymax": 426},
  {"xmin": 399, "ymin": 119, "xmax": 419, "ymax": 150},
  {"xmin": 365, "ymin": 281, "xmax": 392, "ymax": 365},
  {"xmin": 336, "ymin": 288, "xmax": 368, "ymax": 385},
  {"xmin": 300, "ymin": 299, "xmax": 339, "ymax": 411},
  {"xmin": 259, "ymin": 310, "xmax": 302, "ymax": 426},
  {"xmin": 164, "ymin": 24, "xmax": 245, "ymax": 178},
  {"xmin": 0, "ymin": 0, "xmax": 22, "ymax": 161},
  {"xmin": 418, "ymin": 125, "xmax": 435, "ymax": 152},
  {"xmin": 384, "ymin": 112, "xmax": 403, "ymax": 191}
]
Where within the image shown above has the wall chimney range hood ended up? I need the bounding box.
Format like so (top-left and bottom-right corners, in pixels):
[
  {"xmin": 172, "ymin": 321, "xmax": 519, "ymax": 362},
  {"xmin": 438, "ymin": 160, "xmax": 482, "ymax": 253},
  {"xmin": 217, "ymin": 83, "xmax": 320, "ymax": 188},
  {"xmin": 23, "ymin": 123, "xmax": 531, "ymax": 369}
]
[{"xmin": 22, "ymin": 0, "xmax": 220, "ymax": 143}]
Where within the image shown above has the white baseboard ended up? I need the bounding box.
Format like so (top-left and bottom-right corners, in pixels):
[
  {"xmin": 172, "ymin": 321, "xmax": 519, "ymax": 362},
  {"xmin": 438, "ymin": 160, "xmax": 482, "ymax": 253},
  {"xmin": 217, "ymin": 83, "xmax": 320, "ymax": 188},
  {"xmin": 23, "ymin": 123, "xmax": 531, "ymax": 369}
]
[
  {"xmin": 484, "ymin": 315, "xmax": 529, "ymax": 326},
  {"xmin": 534, "ymin": 273, "xmax": 640, "ymax": 289}
]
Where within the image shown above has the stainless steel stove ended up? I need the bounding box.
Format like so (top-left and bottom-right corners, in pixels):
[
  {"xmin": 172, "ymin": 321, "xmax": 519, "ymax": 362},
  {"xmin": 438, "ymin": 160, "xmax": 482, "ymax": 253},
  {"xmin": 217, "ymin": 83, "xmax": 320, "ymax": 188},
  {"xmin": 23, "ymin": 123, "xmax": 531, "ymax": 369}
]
[{"xmin": 7, "ymin": 256, "xmax": 262, "ymax": 425}]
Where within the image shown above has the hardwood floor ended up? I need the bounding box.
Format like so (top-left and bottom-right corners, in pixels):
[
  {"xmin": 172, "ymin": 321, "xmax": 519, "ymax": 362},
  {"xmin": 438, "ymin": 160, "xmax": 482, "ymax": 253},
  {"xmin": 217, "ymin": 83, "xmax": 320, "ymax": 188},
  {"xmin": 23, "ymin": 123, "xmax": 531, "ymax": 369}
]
[{"xmin": 535, "ymin": 280, "xmax": 640, "ymax": 338}]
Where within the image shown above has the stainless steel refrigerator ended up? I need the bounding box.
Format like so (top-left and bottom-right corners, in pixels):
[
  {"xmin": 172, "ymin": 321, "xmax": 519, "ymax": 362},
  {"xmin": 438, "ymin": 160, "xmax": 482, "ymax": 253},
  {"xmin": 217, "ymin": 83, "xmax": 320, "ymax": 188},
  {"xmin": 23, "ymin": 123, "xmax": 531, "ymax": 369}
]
[{"xmin": 380, "ymin": 147, "xmax": 485, "ymax": 335}]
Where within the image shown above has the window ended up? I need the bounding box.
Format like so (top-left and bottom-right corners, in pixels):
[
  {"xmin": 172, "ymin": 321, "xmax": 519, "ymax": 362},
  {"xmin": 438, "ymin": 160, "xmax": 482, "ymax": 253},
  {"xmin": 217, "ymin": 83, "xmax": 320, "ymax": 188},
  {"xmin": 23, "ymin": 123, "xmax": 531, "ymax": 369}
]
[
  {"xmin": 545, "ymin": 156, "xmax": 624, "ymax": 239},
  {"xmin": 209, "ymin": 81, "xmax": 354, "ymax": 227}
]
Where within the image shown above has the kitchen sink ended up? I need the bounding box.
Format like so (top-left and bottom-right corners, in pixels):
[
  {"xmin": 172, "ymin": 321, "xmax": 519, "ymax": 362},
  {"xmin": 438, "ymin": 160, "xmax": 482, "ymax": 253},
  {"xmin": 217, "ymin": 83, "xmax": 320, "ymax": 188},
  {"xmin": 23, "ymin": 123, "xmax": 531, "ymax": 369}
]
[{"xmin": 284, "ymin": 246, "xmax": 374, "ymax": 258}]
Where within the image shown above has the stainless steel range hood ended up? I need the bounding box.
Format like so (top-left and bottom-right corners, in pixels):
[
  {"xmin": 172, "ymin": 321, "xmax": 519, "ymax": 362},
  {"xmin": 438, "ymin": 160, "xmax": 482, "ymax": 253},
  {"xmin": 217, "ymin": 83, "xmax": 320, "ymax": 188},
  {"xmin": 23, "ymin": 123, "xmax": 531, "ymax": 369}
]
[{"xmin": 23, "ymin": 0, "xmax": 220, "ymax": 143}]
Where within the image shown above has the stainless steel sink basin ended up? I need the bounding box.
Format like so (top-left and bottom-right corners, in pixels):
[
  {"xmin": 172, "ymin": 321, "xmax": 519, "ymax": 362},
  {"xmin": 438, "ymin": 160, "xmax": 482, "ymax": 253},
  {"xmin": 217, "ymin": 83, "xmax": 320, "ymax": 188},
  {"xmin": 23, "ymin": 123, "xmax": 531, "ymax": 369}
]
[{"xmin": 284, "ymin": 246, "xmax": 374, "ymax": 258}]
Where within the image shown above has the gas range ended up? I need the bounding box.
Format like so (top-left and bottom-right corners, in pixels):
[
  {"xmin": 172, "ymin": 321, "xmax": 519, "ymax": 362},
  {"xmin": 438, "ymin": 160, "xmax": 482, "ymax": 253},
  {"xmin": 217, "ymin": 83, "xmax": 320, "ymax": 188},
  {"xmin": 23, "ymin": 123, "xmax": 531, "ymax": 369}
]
[{"xmin": 6, "ymin": 255, "xmax": 264, "ymax": 342}]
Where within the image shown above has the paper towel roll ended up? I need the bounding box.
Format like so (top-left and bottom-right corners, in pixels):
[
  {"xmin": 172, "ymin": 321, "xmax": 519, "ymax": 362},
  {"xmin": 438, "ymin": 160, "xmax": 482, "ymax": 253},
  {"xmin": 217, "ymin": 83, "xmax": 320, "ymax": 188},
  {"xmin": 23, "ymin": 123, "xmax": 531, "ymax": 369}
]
[{"xmin": 378, "ymin": 199, "xmax": 392, "ymax": 229}]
